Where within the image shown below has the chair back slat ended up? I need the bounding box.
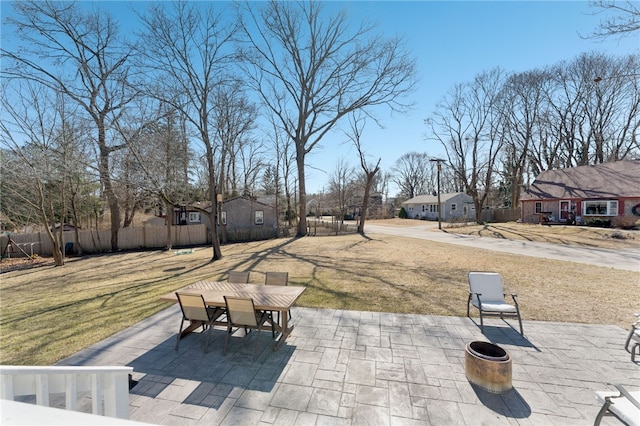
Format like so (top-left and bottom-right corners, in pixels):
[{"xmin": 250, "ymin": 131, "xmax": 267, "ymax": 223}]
[
  {"xmin": 228, "ymin": 271, "xmax": 250, "ymax": 283},
  {"xmin": 468, "ymin": 272, "xmax": 505, "ymax": 303},
  {"xmin": 225, "ymin": 297, "xmax": 258, "ymax": 327},
  {"xmin": 265, "ymin": 272, "xmax": 288, "ymax": 286},
  {"xmin": 176, "ymin": 293, "xmax": 210, "ymax": 322}
]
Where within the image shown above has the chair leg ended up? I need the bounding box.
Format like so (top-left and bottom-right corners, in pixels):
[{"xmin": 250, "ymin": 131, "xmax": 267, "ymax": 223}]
[
  {"xmin": 466, "ymin": 294, "xmax": 472, "ymax": 317},
  {"xmin": 176, "ymin": 320, "xmax": 185, "ymax": 350},
  {"xmin": 224, "ymin": 324, "xmax": 231, "ymax": 356},
  {"xmin": 253, "ymin": 326, "xmax": 261, "ymax": 361},
  {"xmin": 271, "ymin": 314, "xmax": 275, "ymax": 338},
  {"xmin": 516, "ymin": 311, "xmax": 524, "ymax": 335},
  {"xmin": 594, "ymin": 400, "xmax": 611, "ymax": 426},
  {"xmin": 632, "ymin": 343, "xmax": 639, "ymax": 362},
  {"xmin": 479, "ymin": 311, "xmax": 484, "ymax": 332},
  {"xmin": 204, "ymin": 321, "xmax": 213, "ymax": 354}
]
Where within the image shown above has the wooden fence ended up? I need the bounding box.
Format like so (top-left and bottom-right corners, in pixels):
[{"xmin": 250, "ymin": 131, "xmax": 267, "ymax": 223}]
[
  {"xmin": 1, "ymin": 225, "xmax": 209, "ymax": 258},
  {"xmin": 1, "ymin": 223, "xmax": 284, "ymax": 258}
]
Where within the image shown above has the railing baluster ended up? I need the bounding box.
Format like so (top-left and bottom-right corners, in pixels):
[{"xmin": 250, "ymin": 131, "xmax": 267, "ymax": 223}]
[
  {"xmin": 0, "ymin": 374, "xmax": 14, "ymax": 400},
  {"xmin": 65, "ymin": 373, "xmax": 77, "ymax": 411},
  {"xmin": 92, "ymin": 373, "xmax": 103, "ymax": 416},
  {"xmin": 0, "ymin": 366, "xmax": 132, "ymax": 420},
  {"xmin": 35, "ymin": 374, "xmax": 50, "ymax": 407}
]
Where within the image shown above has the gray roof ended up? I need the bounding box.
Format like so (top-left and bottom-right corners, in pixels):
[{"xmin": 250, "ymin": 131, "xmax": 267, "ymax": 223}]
[
  {"xmin": 521, "ymin": 160, "xmax": 640, "ymax": 201},
  {"xmin": 402, "ymin": 192, "xmax": 472, "ymax": 205}
]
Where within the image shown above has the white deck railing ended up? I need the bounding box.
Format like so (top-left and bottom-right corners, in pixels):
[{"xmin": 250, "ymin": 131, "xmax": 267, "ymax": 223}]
[{"xmin": 0, "ymin": 366, "xmax": 133, "ymax": 419}]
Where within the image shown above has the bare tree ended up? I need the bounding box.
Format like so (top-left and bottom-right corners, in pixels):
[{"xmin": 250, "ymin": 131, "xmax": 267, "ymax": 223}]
[
  {"xmin": 266, "ymin": 118, "xmax": 297, "ymax": 229},
  {"xmin": 327, "ymin": 159, "xmax": 355, "ymax": 233},
  {"xmin": 2, "ymin": 1, "xmax": 138, "ymax": 251},
  {"xmin": 496, "ymin": 69, "xmax": 551, "ymax": 208},
  {"xmin": 586, "ymin": 0, "xmax": 640, "ymax": 39},
  {"xmin": 212, "ymin": 84, "xmax": 260, "ymax": 198},
  {"xmin": 135, "ymin": 1, "xmax": 238, "ymax": 261},
  {"xmin": 238, "ymin": 0, "xmax": 417, "ymax": 236},
  {"xmin": 116, "ymin": 98, "xmax": 194, "ymax": 250},
  {"xmin": 427, "ymin": 69, "xmax": 506, "ymax": 222},
  {"xmin": 391, "ymin": 152, "xmax": 431, "ymax": 199},
  {"xmin": 1, "ymin": 82, "xmax": 72, "ymax": 266},
  {"xmin": 345, "ymin": 114, "xmax": 381, "ymax": 234}
]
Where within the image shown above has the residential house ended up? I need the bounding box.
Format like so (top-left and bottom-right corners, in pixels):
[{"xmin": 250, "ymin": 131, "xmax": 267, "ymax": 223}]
[
  {"xmin": 401, "ymin": 192, "xmax": 475, "ymax": 221},
  {"xmin": 168, "ymin": 196, "xmax": 279, "ymax": 242},
  {"xmin": 520, "ymin": 160, "xmax": 640, "ymax": 226}
]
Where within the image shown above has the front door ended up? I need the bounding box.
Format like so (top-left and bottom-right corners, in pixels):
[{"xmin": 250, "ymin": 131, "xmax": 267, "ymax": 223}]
[{"xmin": 559, "ymin": 200, "xmax": 570, "ymax": 221}]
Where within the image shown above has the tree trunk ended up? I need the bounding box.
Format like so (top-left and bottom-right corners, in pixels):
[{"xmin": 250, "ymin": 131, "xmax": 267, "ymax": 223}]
[
  {"xmin": 358, "ymin": 182, "xmax": 372, "ymax": 234},
  {"xmin": 296, "ymin": 150, "xmax": 307, "ymax": 237},
  {"xmin": 165, "ymin": 200, "xmax": 174, "ymax": 251},
  {"xmin": 208, "ymin": 172, "xmax": 222, "ymax": 261},
  {"xmin": 97, "ymin": 124, "xmax": 120, "ymax": 251}
]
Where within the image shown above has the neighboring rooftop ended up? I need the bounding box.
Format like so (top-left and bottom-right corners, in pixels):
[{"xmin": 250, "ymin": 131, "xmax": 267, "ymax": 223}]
[{"xmin": 522, "ymin": 160, "xmax": 640, "ymax": 200}]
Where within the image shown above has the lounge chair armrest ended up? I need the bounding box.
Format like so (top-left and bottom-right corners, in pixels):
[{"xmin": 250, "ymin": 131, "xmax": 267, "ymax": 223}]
[{"xmin": 612, "ymin": 384, "xmax": 640, "ymax": 410}]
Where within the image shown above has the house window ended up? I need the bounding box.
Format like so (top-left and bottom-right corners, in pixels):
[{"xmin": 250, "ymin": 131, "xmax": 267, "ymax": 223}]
[
  {"xmin": 535, "ymin": 202, "xmax": 542, "ymax": 214},
  {"xmin": 451, "ymin": 203, "xmax": 457, "ymax": 212},
  {"xmin": 463, "ymin": 206, "xmax": 468, "ymax": 216},
  {"xmin": 255, "ymin": 210, "xmax": 264, "ymax": 225},
  {"xmin": 583, "ymin": 200, "xmax": 618, "ymax": 216},
  {"xmin": 218, "ymin": 211, "xmax": 227, "ymax": 225},
  {"xmin": 188, "ymin": 212, "xmax": 200, "ymax": 223}
]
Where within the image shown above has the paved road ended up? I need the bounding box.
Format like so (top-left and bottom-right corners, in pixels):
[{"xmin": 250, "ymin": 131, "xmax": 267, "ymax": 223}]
[{"xmin": 364, "ymin": 223, "xmax": 640, "ymax": 272}]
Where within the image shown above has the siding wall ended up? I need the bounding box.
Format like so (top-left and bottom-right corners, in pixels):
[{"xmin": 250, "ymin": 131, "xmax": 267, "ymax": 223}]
[{"xmin": 521, "ymin": 198, "xmax": 640, "ymax": 225}]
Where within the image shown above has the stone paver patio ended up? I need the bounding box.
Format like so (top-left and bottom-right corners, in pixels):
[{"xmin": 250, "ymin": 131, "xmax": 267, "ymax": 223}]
[{"xmin": 58, "ymin": 305, "xmax": 639, "ymax": 425}]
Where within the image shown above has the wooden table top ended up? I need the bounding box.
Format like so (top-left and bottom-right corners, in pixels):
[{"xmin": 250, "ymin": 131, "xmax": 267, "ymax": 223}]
[{"xmin": 160, "ymin": 280, "xmax": 306, "ymax": 311}]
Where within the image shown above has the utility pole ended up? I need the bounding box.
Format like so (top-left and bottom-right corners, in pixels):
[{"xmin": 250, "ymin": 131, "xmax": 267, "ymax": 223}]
[{"xmin": 430, "ymin": 158, "xmax": 446, "ymax": 230}]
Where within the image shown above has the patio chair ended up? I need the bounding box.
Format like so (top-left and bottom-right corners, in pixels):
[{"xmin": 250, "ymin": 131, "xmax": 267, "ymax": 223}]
[
  {"xmin": 175, "ymin": 292, "xmax": 225, "ymax": 353},
  {"xmin": 223, "ymin": 296, "xmax": 275, "ymax": 360},
  {"xmin": 467, "ymin": 272, "xmax": 523, "ymax": 335},
  {"xmin": 625, "ymin": 313, "xmax": 640, "ymax": 362},
  {"xmin": 594, "ymin": 384, "xmax": 640, "ymax": 426},
  {"xmin": 228, "ymin": 271, "xmax": 250, "ymax": 283},
  {"xmin": 265, "ymin": 272, "xmax": 290, "ymax": 323}
]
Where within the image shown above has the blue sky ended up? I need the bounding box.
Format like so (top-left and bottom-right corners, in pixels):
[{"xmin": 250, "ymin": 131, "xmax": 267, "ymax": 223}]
[
  {"xmin": 305, "ymin": 1, "xmax": 639, "ymax": 195},
  {"xmin": 3, "ymin": 1, "xmax": 638, "ymax": 195}
]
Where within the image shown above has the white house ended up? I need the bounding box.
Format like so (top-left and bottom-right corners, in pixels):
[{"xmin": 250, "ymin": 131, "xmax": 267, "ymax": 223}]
[{"xmin": 401, "ymin": 192, "xmax": 475, "ymax": 221}]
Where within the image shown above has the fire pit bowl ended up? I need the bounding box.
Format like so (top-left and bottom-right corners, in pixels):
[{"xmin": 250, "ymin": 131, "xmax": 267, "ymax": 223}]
[{"xmin": 465, "ymin": 341, "xmax": 512, "ymax": 394}]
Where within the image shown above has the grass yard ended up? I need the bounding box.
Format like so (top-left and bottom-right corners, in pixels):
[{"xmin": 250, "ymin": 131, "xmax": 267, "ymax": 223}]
[
  {"xmin": 441, "ymin": 221, "xmax": 640, "ymax": 249},
  {"xmin": 1, "ymin": 223, "xmax": 638, "ymax": 365}
]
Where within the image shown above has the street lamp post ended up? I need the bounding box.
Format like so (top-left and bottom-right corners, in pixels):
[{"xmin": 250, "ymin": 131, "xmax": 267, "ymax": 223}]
[{"xmin": 430, "ymin": 158, "xmax": 446, "ymax": 230}]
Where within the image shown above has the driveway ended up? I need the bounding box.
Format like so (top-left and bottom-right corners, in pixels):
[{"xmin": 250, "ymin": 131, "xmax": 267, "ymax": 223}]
[{"xmin": 364, "ymin": 223, "xmax": 640, "ymax": 272}]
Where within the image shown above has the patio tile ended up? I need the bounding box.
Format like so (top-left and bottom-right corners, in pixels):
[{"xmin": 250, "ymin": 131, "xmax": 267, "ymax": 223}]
[
  {"xmin": 355, "ymin": 384, "xmax": 388, "ymax": 406},
  {"xmin": 50, "ymin": 306, "xmax": 639, "ymax": 425},
  {"xmin": 270, "ymin": 383, "xmax": 313, "ymax": 411},
  {"xmin": 345, "ymin": 358, "xmax": 376, "ymax": 386},
  {"xmin": 307, "ymin": 388, "xmax": 341, "ymax": 416}
]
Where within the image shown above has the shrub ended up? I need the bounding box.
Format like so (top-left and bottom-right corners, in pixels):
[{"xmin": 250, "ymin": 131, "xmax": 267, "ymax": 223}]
[
  {"xmin": 612, "ymin": 216, "xmax": 640, "ymax": 230},
  {"xmin": 585, "ymin": 218, "xmax": 611, "ymax": 228},
  {"xmin": 398, "ymin": 207, "xmax": 408, "ymax": 219}
]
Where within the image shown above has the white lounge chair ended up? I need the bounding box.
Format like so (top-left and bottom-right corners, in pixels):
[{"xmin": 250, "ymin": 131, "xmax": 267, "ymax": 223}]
[
  {"xmin": 625, "ymin": 313, "xmax": 640, "ymax": 362},
  {"xmin": 467, "ymin": 272, "xmax": 523, "ymax": 335},
  {"xmin": 594, "ymin": 384, "xmax": 640, "ymax": 426}
]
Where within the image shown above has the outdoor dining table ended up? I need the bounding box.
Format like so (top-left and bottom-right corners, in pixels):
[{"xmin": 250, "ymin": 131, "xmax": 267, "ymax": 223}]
[{"xmin": 160, "ymin": 280, "xmax": 306, "ymax": 350}]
